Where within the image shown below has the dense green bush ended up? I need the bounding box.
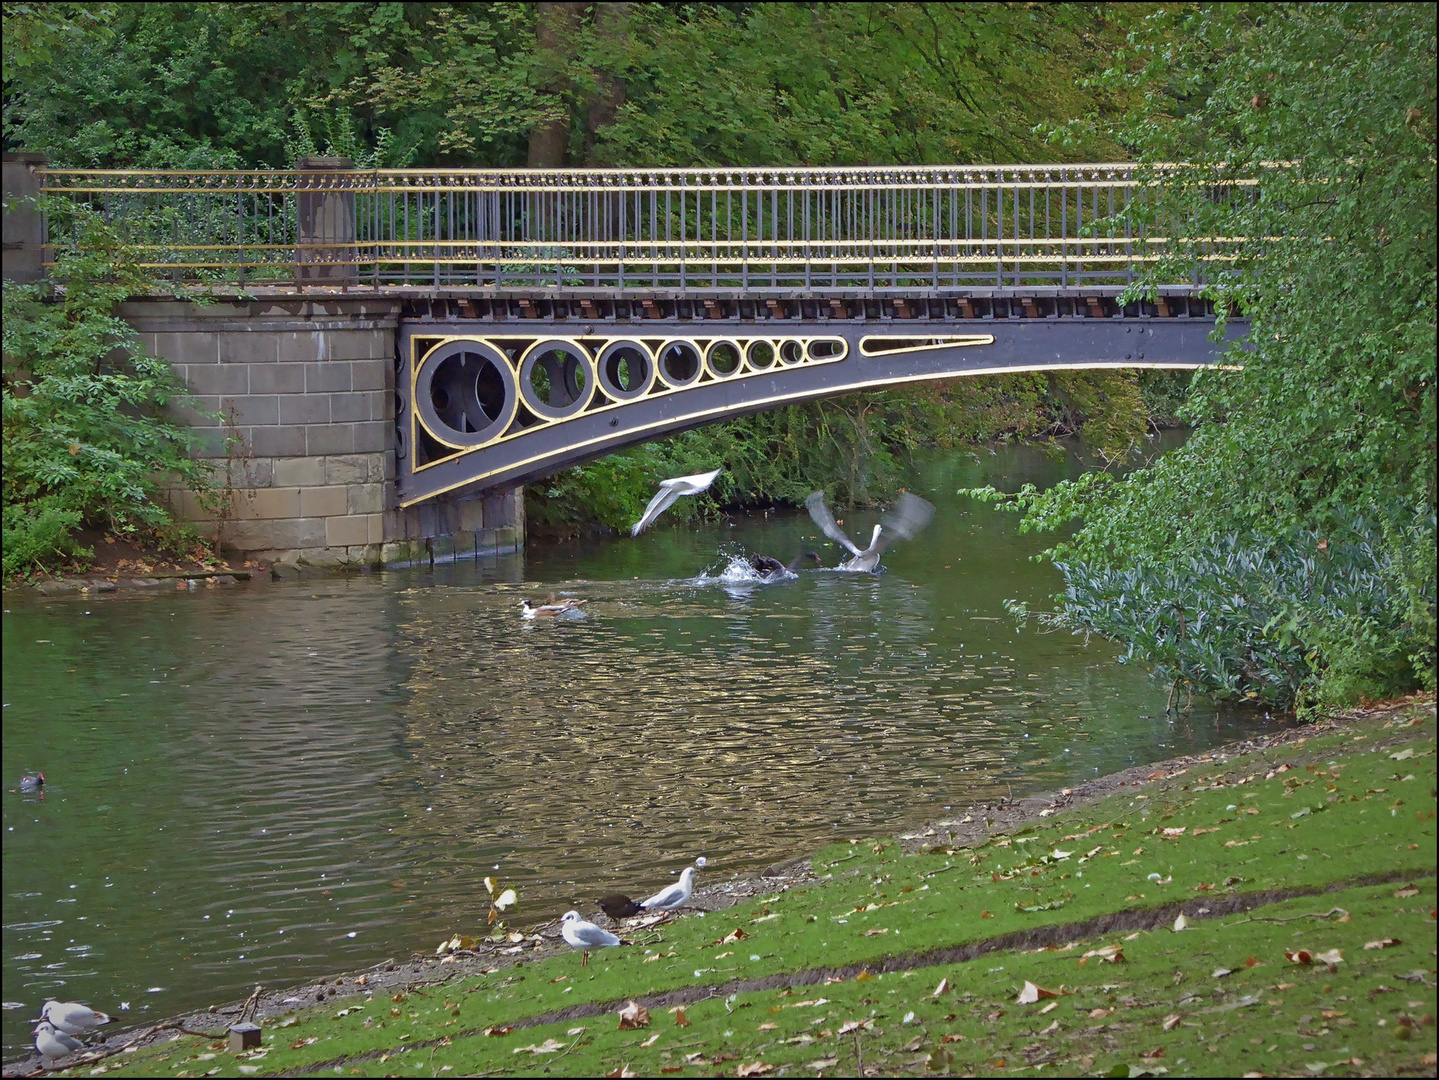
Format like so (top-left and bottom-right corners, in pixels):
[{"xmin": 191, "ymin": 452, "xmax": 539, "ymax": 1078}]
[
  {"xmin": 1, "ymin": 204, "xmax": 225, "ymax": 577},
  {"xmin": 1006, "ymin": 515, "xmax": 1435, "ymax": 712}
]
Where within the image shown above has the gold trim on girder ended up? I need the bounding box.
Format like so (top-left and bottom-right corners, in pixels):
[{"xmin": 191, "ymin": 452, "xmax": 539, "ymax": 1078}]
[
  {"xmin": 407, "ymin": 333, "xmax": 847, "ymax": 473},
  {"xmin": 859, "ymin": 334, "xmax": 996, "ymax": 357}
]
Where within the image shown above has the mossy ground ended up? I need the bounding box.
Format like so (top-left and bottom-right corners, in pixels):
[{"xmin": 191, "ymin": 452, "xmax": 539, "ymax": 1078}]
[{"xmin": 42, "ymin": 701, "xmax": 1436, "ymax": 1078}]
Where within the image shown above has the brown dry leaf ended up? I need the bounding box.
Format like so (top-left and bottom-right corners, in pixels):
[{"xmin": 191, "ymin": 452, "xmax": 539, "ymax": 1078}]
[
  {"xmin": 757, "ymin": 1023, "xmax": 778, "ymax": 1031},
  {"xmin": 640, "ymin": 1034, "xmax": 661, "ymax": 1048},
  {"xmin": 1195, "ymin": 882, "xmax": 1215, "ymax": 891},
  {"xmin": 483, "ymin": 1025, "xmax": 514, "ymax": 1036},
  {"xmin": 1017, "ymin": 980, "xmax": 1061, "ymax": 1004},
  {"xmin": 353, "ymin": 974, "xmax": 367, "ymax": 986},
  {"xmin": 684, "ymin": 1052, "xmax": 706, "ymax": 1063},
  {"xmin": 722, "ymin": 928, "xmax": 750, "ymax": 944},
  {"xmin": 902, "ymin": 1035, "xmax": 926, "ymax": 1053},
  {"xmin": 837, "ymin": 1019, "xmax": 873, "ymax": 1035},
  {"xmin": 1395, "ymin": 884, "xmax": 1420, "ymax": 898},
  {"xmin": 660, "ymin": 1069, "xmax": 685, "ymax": 1075},
  {"xmin": 862, "ymin": 927, "xmax": 889, "ymax": 937},
  {"xmin": 736, "ymin": 1063, "xmax": 776, "ymax": 1077},
  {"xmin": 1162, "ymin": 1013, "xmax": 1183, "ymax": 1031},
  {"xmin": 1286, "ymin": 949, "xmax": 1314, "ymax": 964},
  {"xmin": 1089, "ymin": 1007, "xmax": 1112, "ymax": 1019},
  {"xmin": 854, "ymin": 969, "xmax": 875, "ymax": 982},
  {"xmin": 605, "ymin": 1067, "xmax": 637, "ymax": 1079},
  {"xmin": 1140, "ymin": 1047, "xmax": 1166, "ymax": 1061},
  {"xmin": 980, "ymin": 910, "xmax": 993, "ymax": 919},
  {"xmin": 932, "ymin": 977, "xmax": 949, "ymax": 997},
  {"xmin": 1313, "ymin": 948, "xmax": 1344, "ymax": 965},
  {"xmin": 1039, "ymin": 1001, "xmax": 1059, "ymax": 1015},
  {"xmin": 618, "ymin": 1001, "xmax": 651, "ymax": 1030},
  {"xmin": 940, "ymin": 1033, "xmax": 966, "ymax": 1043},
  {"xmin": 1163, "ymin": 827, "xmax": 1186, "ymax": 836},
  {"xmin": 1364, "ymin": 938, "xmax": 1402, "ymax": 950},
  {"xmin": 674, "ymin": 1007, "xmax": 691, "ymax": 1028},
  {"xmin": 1245, "ymin": 957, "xmax": 1262, "ymax": 968},
  {"xmin": 1081, "ymin": 945, "xmax": 1125, "ymax": 964}
]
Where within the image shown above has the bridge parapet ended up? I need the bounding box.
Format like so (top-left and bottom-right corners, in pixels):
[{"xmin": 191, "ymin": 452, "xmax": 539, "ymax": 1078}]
[{"xmin": 33, "ymin": 163, "xmax": 1244, "ymax": 295}]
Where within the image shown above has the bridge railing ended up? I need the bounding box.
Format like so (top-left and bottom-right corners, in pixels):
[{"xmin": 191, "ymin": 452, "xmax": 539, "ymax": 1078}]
[{"xmin": 35, "ymin": 164, "xmax": 1247, "ymax": 292}]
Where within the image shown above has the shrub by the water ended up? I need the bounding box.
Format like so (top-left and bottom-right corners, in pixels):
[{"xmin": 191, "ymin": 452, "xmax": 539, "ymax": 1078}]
[{"xmin": 1, "ymin": 205, "xmax": 225, "ymax": 578}]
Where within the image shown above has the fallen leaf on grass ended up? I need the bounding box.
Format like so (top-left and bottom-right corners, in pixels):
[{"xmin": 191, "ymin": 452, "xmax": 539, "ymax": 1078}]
[
  {"xmin": 940, "ymin": 1033, "xmax": 966, "ymax": 1043},
  {"xmin": 1395, "ymin": 884, "xmax": 1420, "ymax": 898},
  {"xmin": 1287, "ymin": 949, "xmax": 1314, "ymax": 964},
  {"xmin": 1080, "ymin": 945, "xmax": 1125, "ymax": 965},
  {"xmin": 806, "ymin": 1061, "xmax": 839, "ymax": 1071},
  {"xmin": 1162, "ymin": 1014, "xmax": 1183, "ymax": 1031},
  {"xmin": 1212, "ymin": 968, "xmax": 1234, "ymax": 979},
  {"xmin": 1173, "ymin": 914, "xmax": 1190, "ymax": 932},
  {"xmin": 1364, "ymin": 939, "xmax": 1402, "ymax": 950},
  {"xmin": 720, "ymin": 928, "xmax": 749, "ymax": 944},
  {"xmin": 932, "ymin": 977, "xmax": 949, "ymax": 997},
  {"xmin": 1162, "ymin": 827, "xmax": 1186, "ymax": 836},
  {"xmin": 618, "ymin": 1001, "xmax": 651, "ymax": 1030},
  {"xmin": 639, "ymin": 1033, "xmax": 661, "ymax": 1047},
  {"xmin": 736, "ymin": 1062, "xmax": 776, "ymax": 1077},
  {"xmin": 1016, "ymin": 899, "xmax": 1067, "ymax": 913},
  {"xmin": 513, "ymin": 1039, "xmax": 567, "ymax": 1054},
  {"xmin": 1089, "ymin": 1007, "xmax": 1112, "ymax": 1018},
  {"xmin": 757, "ymin": 1023, "xmax": 778, "ymax": 1031},
  {"xmin": 854, "ymin": 969, "xmax": 875, "ymax": 982},
  {"xmin": 1141, "ymin": 1047, "xmax": 1166, "ymax": 1060},
  {"xmin": 605, "ymin": 1068, "xmax": 637, "ymax": 1078},
  {"xmin": 1017, "ymin": 981, "xmax": 1061, "ymax": 1004},
  {"xmin": 643, "ymin": 951, "xmax": 678, "ymax": 963},
  {"xmin": 862, "ymin": 927, "xmax": 889, "ymax": 936},
  {"xmin": 568, "ymin": 1027, "xmax": 586, "ymax": 1036},
  {"xmin": 1314, "ymin": 949, "xmax": 1343, "ymax": 964},
  {"xmin": 483, "ymin": 1025, "xmax": 513, "ymax": 1036},
  {"xmin": 674, "ymin": 1008, "xmax": 690, "ymax": 1028},
  {"xmin": 1390, "ymin": 748, "xmax": 1415, "ymax": 761},
  {"xmin": 1039, "ymin": 1001, "xmax": 1059, "ymax": 1014},
  {"xmin": 981, "ymin": 910, "xmax": 993, "ymax": 919},
  {"xmin": 902, "ymin": 1035, "xmax": 926, "ymax": 1052},
  {"xmin": 837, "ymin": 1019, "xmax": 874, "ymax": 1035}
]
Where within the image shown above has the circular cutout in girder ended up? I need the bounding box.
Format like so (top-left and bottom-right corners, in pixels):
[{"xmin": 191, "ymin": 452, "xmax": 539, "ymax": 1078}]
[
  {"xmin": 414, "ymin": 339, "xmax": 517, "ymax": 448},
  {"xmin": 706, "ymin": 340, "xmax": 742, "ymax": 378},
  {"xmin": 518, "ymin": 339, "xmax": 595, "ymax": 420},
  {"xmin": 746, "ymin": 340, "xmax": 776, "ymax": 371},
  {"xmin": 778, "ymin": 339, "xmax": 805, "ymax": 366},
  {"xmin": 656, "ymin": 340, "xmax": 703, "ymax": 389},
  {"xmin": 595, "ymin": 340, "xmax": 655, "ymax": 401}
]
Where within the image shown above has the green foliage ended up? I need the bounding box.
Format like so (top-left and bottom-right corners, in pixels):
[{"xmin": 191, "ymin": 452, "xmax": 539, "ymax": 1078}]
[
  {"xmin": 982, "ymin": 2, "xmax": 1439, "ymax": 710},
  {"xmin": 1007, "ymin": 516, "xmax": 1435, "ymax": 711},
  {"xmin": 1, "ymin": 203, "xmax": 225, "ymax": 576}
]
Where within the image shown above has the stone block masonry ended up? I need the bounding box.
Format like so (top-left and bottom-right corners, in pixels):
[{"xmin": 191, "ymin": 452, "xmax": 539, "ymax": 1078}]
[{"xmin": 122, "ymin": 298, "xmax": 522, "ymax": 567}]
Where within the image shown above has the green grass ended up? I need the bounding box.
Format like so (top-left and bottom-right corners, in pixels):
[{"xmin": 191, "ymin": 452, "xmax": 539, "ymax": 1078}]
[{"xmin": 66, "ymin": 704, "xmax": 1436, "ymax": 1077}]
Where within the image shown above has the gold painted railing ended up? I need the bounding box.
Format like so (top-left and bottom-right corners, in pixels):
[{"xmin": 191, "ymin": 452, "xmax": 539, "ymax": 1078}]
[{"xmin": 37, "ymin": 164, "xmax": 1244, "ymax": 291}]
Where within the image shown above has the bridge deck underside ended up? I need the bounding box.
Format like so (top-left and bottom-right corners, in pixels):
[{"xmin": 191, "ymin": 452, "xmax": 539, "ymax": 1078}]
[{"xmin": 396, "ymin": 309, "xmax": 1245, "ymax": 505}]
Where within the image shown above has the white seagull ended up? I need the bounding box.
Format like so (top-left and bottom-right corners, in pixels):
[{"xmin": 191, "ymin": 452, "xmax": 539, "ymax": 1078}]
[
  {"xmin": 560, "ymin": 910, "xmax": 622, "ymax": 965},
  {"xmin": 641, "ymin": 862, "xmax": 701, "ymax": 913},
  {"xmin": 804, "ymin": 490, "xmax": 935, "ymax": 572},
  {"xmin": 33, "ymin": 1020, "xmax": 83, "ymax": 1063},
  {"xmin": 630, "ymin": 469, "xmax": 723, "ymax": 536},
  {"xmin": 42, "ymin": 999, "xmax": 113, "ymax": 1035}
]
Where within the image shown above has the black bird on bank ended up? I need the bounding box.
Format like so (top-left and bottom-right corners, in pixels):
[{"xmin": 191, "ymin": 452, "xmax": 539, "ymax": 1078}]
[
  {"xmin": 596, "ymin": 894, "xmax": 644, "ymax": 920},
  {"xmin": 749, "ymin": 551, "xmax": 820, "ymax": 581}
]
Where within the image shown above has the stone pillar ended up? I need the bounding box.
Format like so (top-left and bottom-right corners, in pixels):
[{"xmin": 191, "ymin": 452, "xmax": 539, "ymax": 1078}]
[
  {"xmin": 295, "ymin": 157, "xmax": 357, "ymax": 288},
  {"xmin": 2, "ymin": 152, "xmax": 47, "ymax": 285}
]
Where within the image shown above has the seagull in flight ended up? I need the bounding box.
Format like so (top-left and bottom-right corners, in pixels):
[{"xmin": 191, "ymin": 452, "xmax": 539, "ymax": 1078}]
[
  {"xmin": 805, "ymin": 490, "xmax": 935, "ymax": 572},
  {"xmin": 631, "ymin": 469, "xmax": 723, "ymax": 536}
]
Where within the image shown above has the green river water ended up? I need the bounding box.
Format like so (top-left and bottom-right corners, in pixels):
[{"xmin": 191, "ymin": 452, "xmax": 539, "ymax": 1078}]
[{"xmin": 0, "ymin": 440, "xmax": 1280, "ymax": 1056}]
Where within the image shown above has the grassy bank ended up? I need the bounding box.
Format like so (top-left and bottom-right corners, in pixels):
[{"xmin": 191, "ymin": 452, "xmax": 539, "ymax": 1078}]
[{"xmin": 30, "ymin": 697, "xmax": 1436, "ymax": 1078}]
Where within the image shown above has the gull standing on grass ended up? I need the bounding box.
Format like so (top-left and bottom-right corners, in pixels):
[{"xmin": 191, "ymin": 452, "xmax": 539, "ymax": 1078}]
[
  {"xmin": 641, "ymin": 856, "xmax": 706, "ymax": 914},
  {"xmin": 804, "ymin": 490, "xmax": 935, "ymax": 572},
  {"xmin": 560, "ymin": 910, "xmax": 622, "ymax": 965},
  {"xmin": 631, "ymin": 469, "xmax": 723, "ymax": 536}
]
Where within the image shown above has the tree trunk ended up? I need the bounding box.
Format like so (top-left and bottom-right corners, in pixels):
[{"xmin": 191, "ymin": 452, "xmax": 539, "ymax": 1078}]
[
  {"xmin": 583, "ymin": 1, "xmax": 630, "ymax": 165},
  {"xmin": 528, "ymin": 1, "xmax": 586, "ymax": 168}
]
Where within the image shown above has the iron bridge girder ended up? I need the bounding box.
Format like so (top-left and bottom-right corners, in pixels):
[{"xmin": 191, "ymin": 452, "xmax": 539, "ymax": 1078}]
[{"xmin": 395, "ymin": 317, "xmax": 1247, "ymax": 505}]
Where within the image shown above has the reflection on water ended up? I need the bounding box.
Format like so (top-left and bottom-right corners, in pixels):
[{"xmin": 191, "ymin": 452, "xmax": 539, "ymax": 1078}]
[{"xmin": 0, "ymin": 439, "xmax": 1276, "ymax": 1054}]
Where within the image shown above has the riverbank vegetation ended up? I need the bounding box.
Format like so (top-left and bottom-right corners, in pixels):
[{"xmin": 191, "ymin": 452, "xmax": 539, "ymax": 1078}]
[
  {"xmin": 36, "ymin": 696, "xmax": 1434, "ymax": 1078},
  {"xmin": 1, "ymin": 207, "xmax": 228, "ymax": 578},
  {"xmin": 971, "ymin": 4, "xmax": 1437, "ymax": 714}
]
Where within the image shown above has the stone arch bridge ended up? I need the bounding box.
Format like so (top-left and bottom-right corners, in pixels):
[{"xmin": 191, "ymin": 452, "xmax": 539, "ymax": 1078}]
[{"xmin": 4, "ymin": 156, "xmax": 1247, "ymax": 564}]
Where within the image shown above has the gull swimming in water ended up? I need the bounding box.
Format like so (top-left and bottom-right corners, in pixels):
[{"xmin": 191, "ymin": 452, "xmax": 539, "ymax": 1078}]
[
  {"xmin": 631, "ymin": 469, "xmax": 723, "ymax": 536},
  {"xmin": 33, "ymin": 1020, "xmax": 83, "ymax": 1063},
  {"xmin": 560, "ymin": 910, "xmax": 622, "ymax": 965},
  {"xmin": 805, "ymin": 491, "xmax": 935, "ymax": 572},
  {"xmin": 41, "ymin": 1000, "xmax": 112, "ymax": 1035},
  {"xmin": 520, "ymin": 596, "xmax": 587, "ymax": 619}
]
